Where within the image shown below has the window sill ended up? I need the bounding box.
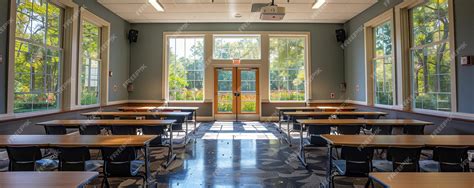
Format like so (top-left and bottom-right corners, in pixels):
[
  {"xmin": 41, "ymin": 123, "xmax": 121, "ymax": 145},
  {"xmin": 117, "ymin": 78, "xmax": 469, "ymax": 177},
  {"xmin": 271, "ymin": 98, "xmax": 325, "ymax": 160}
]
[
  {"xmin": 411, "ymin": 108, "xmax": 474, "ymax": 121},
  {"xmin": 70, "ymin": 104, "xmax": 101, "ymax": 111},
  {"xmin": 266, "ymin": 101, "xmax": 307, "ymax": 104},
  {"xmin": 167, "ymin": 101, "xmax": 207, "ymax": 104},
  {"xmin": 0, "ymin": 109, "xmax": 61, "ymax": 122}
]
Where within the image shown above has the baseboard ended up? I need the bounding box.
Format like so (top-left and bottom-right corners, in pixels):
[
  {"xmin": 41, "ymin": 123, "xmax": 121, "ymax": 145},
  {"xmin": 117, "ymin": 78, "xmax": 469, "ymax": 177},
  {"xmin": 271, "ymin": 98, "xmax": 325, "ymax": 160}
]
[
  {"xmin": 260, "ymin": 116, "xmax": 278, "ymax": 122},
  {"xmin": 196, "ymin": 116, "xmax": 214, "ymax": 122},
  {"xmin": 308, "ymin": 100, "xmax": 347, "ymax": 104}
]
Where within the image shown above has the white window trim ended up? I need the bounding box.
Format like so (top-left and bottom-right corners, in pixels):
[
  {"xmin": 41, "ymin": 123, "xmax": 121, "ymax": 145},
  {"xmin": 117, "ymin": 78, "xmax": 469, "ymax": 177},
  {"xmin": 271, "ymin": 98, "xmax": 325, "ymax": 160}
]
[
  {"xmin": 74, "ymin": 8, "xmax": 110, "ymax": 109},
  {"xmin": 364, "ymin": 9, "xmax": 397, "ymax": 109},
  {"xmin": 395, "ymin": 0, "xmax": 457, "ymax": 113},
  {"xmin": 6, "ymin": 0, "xmax": 79, "ymax": 117}
]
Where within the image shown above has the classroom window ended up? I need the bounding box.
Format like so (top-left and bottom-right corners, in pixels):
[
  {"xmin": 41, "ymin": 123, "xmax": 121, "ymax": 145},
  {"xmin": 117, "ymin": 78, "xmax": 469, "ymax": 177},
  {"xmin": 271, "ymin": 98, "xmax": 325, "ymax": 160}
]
[
  {"xmin": 373, "ymin": 21, "xmax": 394, "ymax": 106},
  {"xmin": 409, "ymin": 0, "xmax": 451, "ymax": 111},
  {"xmin": 167, "ymin": 37, "xmax": 205, "ymax": 101},
  {"xmin": 213, "ymin": 35, "xmax": 261, "ymax": 60},
  {"xmin": 79, "ymin": 20, "xmax": 101, "ymax": 105},
  {"xmin": 13, "ymin": 0, "xmax": 63, "ymax": 113},
  {"xmin": 269, "ymin": 37, "xmax": 306, "ymax": 101}
]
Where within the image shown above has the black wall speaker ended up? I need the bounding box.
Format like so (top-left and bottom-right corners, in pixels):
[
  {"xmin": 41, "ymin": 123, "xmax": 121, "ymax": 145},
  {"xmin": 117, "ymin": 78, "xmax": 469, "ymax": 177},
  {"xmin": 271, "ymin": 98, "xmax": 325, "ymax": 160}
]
[
  {"xmin": 335, "ymin": 29, "xmax": 346, "ymax": 43},
  {"xmin": 128, "ymin": 29, "xmax": 139, "ymax": 43}
]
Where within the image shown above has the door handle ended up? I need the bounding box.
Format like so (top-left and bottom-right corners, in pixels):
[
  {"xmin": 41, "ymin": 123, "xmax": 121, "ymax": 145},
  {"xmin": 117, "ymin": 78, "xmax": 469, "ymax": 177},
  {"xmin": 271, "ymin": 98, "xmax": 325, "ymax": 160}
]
[{"xmin": 234, "ymin": 92, "xmax": 241, "ymax": 97}]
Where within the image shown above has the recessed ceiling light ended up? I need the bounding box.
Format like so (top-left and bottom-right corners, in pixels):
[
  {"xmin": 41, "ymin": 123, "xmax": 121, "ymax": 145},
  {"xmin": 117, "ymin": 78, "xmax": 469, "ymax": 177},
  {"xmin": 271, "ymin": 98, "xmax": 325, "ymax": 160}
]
[
  {"xmin": 234, "ymin": 13, "xmax": 242, "ymax": 18},
  {"xmin": 312, "ymin": 0, "xmax": 326, "ymax": 9},
  {"xmin": 148, "ymin": 0, "xmax": 164, "ymax": 12}
]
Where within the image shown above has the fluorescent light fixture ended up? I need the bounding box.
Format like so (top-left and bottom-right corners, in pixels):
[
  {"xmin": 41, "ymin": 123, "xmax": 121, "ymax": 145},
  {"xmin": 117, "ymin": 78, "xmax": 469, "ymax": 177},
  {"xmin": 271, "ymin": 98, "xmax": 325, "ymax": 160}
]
[
  {"xmin": 312, "ymin": 0, "xmax": 326, "ymax": 9},
  {"xmin": 148, "ymin": 0, "xmax": 164, "ymax": 12}
]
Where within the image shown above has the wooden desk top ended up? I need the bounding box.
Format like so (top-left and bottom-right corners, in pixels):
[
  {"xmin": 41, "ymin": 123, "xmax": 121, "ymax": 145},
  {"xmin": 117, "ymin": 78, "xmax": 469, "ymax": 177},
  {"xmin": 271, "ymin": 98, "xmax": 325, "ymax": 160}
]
[
  {"xmin": 37, "ymin": 119, "xmax": 176, "ymax": 127},
  {"xmin": 297, "ymin": 119, "xmax": 432, "ymax": 126},
  {"xmin": 81, "ymin": 111, "xmax": 192, "ymax": 117},
  {"xmin": 118, "ymin": 106, "xmax": 199, "ymax": 111},
  {"xmin": 0, "ymin": 135, "xmax": 157, "ymax": 147},
  {"xmin": 321, "ymin": 135, "xmax": 474, "ymax": 147},
  {"xmin": 0, "ymin": 172, "xmax": 99, "ymax": 188},
  {"xmin": 369, "ymin": 172, "xmax": 474, "ymax": 188},
  {"xmin": 284, "ymin": 111, "xmax": 387, "ymax": 116},
  {"xmin": 276, "ymin": 106, "xmax": 357, "ymax": 111}
]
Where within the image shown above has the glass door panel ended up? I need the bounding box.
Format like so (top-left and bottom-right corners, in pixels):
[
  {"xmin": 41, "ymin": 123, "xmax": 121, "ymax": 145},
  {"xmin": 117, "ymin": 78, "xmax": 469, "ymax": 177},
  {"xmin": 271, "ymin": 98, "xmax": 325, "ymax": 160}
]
[
  {"xmin": 238, "ymin": 69, "xmax": 258, "ymax": 113},
  {"xmin": 216, "ymin": 68, "xmax": 235, "ymax": 113}
]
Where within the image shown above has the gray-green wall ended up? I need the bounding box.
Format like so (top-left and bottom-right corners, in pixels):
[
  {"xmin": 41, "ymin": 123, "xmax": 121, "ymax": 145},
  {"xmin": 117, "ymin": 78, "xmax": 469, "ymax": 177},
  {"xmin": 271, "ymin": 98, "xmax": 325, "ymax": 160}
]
[
  {"xmin": 129, "ymin": 23, "xmax": 345, "ymax": 102},
  {"xmin": 0, "ymin": 0, "xmax": 130, "ymax": 115},
  {"xmin": 343, "ymin": 0, "xmax": 474, "ymax": 113}
]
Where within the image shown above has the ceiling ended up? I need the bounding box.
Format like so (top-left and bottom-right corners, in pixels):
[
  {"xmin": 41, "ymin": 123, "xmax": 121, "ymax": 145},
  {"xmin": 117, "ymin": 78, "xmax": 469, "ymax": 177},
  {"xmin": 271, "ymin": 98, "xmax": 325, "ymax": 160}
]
[{"xmin": 97, "ymin": 0, "xmax": 377, "ymax": 23}]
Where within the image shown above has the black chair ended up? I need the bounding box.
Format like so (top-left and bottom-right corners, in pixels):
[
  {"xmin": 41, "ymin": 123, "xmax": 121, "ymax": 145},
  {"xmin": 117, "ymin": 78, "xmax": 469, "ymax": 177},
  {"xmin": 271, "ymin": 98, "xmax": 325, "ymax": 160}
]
[
  {"xmin": 181, "ymin": 109, "xmax": 194, "ymax": 121},
  {"xmin": 58, "ymin": 147, "xmax": 102, "ymax": 171},
  {"xmin": 337, "ymin": 125, "xmax": 362, "ymax": 135},
  {"xmin": 420, "ymin": 147, "xmax": 469, "ymax": 172},
  {"xmin": 332, "ymin": 146, "xmax": 374, "ymax": 188},
  {"xmin": 79, "ymin": 125, "xmax": 101, "ymax": 135},
  {"xmin": 373, "ymin": 147, "xmax": 422, "ymax": 172},
  {"xmin": 111, "ymin": 126, "xmax": 137, "ymax": 135},
  {"xmin": 403, "ymin": 125, "xmax": 425, "ymax": 135},
  {"xmin": 6, "ymin": 146, "xmax": 57, "ymax": 171},
  {"xmin": 101, "ymin": 147, "xmax": 145, "ymax": 187},
  {"xmin": 371, "ymin": 126, "xmax": 393, "ymax": 135},
  {"xmin": 142, "ymin": 126, "xmax": 165, "ymax": 147},
  {"xmin": 292, "ymin": 116, "xmax": 309, "ymax": 131},
  {"xmin": 362, "ymin": 114, "xmax": 382, "ymax": 134},
  {"xmin": 307, "ymin": 125, "xmax": 331, "ymax": 146},
  {"xmin": 44, "ymin": 126, "xmax": 67, "ymax": 135},
  {"xmin": 165, "ymin": 116, "xmax": 186, "ymax": 131}
]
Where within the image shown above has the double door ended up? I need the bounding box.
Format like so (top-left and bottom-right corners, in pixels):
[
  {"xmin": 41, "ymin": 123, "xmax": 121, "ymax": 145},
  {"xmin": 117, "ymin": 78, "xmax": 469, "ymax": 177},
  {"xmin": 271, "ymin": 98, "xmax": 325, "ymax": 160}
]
[{"xmin": 214, "ymin": 67, "xmax": 259, "ymax": 120}]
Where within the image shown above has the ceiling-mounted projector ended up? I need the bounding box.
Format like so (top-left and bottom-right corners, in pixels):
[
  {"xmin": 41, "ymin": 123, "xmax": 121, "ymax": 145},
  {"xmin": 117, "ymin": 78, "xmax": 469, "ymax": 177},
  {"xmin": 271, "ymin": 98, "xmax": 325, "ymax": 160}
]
[{"xmin": 259, "ymin": 0, "xmax": 286, "ymax": 20}]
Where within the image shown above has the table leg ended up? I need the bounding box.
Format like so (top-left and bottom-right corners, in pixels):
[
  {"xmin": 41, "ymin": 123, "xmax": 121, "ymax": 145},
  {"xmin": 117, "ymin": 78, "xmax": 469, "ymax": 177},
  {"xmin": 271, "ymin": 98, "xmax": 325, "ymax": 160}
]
[
  {"xmin": 327, "ymin": 144, "xmax": 333, "ymax": 188},
  {"xmin": 286, "ymin": 115, "xmax": 292, "ymax": 146},
  {"xmin": 185, "ymin": 116, "xmax": 189, "ymax": 144},
  {"xmin": 144, "ymin": 144, "xmax": 151, "ymax": 186},
  {"xmin": 164, "ymin": 124, "xmax": 176, "ymax": 168},
  {"xmin": 278, "ymin": 111, "xmax": 282, "ymax": 133},
  {"xmin": 297, "ymin": 123, "xmax": 307, "ymax": 167},
  {"xmin": 194, "ymin": 110, "xmax": 197, "ymax": 133}
]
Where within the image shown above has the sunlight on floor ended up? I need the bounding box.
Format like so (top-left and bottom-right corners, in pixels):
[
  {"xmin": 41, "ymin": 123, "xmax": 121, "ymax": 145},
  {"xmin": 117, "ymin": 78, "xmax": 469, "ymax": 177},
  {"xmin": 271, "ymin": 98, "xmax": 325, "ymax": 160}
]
[{"xmin": 202, "ymin": 132, "xmax": 278, "ymax": 140}]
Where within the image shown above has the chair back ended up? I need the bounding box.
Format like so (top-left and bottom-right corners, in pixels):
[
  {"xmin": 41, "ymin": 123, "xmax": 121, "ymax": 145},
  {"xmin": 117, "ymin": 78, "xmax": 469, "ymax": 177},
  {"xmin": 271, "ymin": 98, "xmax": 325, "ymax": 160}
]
[
  {"xmin": 371, "ymin": 126, "xmax": 393, "ymax": 135},
  {"xmin": 44, "ymin": 126, "xmax": 67, "ymax": 135},
  {"xmin": 58, "ymin": 147, "xmax": 91, "ymax": 171},
  {"xmin": 281, "ymin": 110, "xmax": 296, "ymax": 121},
  {"xmin": 388, "ymin": 147, "xmax": 422, "ymax": 172},
  {"xmin": 79, "ymin": 125, "xmax": 101, "ymax": 135},
  {"xmin": 101, "ymin": 147, "xmax": 136, "ymax": 177},
  {"xmin": 181, "ymin": 110, "xmax": 194, "ymax": 120},
  {"xmin": 340, "ymin": 146, "xmax": 374, "ymax": 176},
  {"xmin": 403, "ymin": 125, "xmax": 425, "ymax": 135},
  {"xmin": 142, "ymin": 126, "xmax": 165, "ymax": 146},
  {"xmin": 337, "ymin": 125, "xmax": 361, "ymax": 135},
  {"xmin": 433, "ymin": 147, "xmax": 469, "ymax": 172},
  {"xmin": 308, "ymin": 125, "xmax": 331, "ymax": 146},
  {"xmin": 6, "ymin": 146, "xmax": 43, "ymax": 171},
  {"xmin": 165, "ymin": 116, "xmax": 186, "ymax": 131},
  {"xmin": 111, "ymin": 126, "xmax": 137, "ymax": 135}
]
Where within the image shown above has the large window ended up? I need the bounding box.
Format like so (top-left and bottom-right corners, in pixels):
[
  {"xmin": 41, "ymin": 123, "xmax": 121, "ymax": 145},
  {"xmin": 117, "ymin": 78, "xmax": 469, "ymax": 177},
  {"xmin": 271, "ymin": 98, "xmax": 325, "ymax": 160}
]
[
  {"xmin": 213, "ymin": 35, "xmax": 261, "ymax": 60},
  {"xmin": 269, "ymin": 37, "xmax": 306, "ymax": 101},
  {"xmin": 410, "ymin": 0, "xmax": 452, "ymax": 111},
  {"xmin": 167, "ymin": 36, "xmax": 205, "ymax": 101},
  {"xmin": 14, "ymin": 0, "xmax": 63, "ymax": 113},
  {"xmin": 79, "ymin": 20, "xmax": 101, "ymax": 106},
  {"xmin": 373, "ymin": 21, "xmax": 394, "ymax": 105}
]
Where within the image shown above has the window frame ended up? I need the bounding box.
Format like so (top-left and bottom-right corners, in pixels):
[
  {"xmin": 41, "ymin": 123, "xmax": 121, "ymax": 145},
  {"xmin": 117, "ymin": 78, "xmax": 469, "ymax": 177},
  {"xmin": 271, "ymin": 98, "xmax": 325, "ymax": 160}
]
[
  {"xmin": 364, "ymin": 9, "xmax": 397, "ymax": 109},
  {"xmin": 395, "ymin": 0, "xmax": 457, "ymax": 115},
  {"xmin": 75, "ymin": 8, "xmax": 110, "ymax": 109},
  {"xmin": 6, "ymin": 0, "xmax": 79, "ymax": 118},
  {"xmin": 212, "ymin": 34, "xmax": 262, "ymax": 61},
  {"xmin": 164, "ymin": 34, "xmax": 206, "ymax": 103},
  {"xmin": 268, "ymin": 35, "xmax": 309, "ymax": 102}
]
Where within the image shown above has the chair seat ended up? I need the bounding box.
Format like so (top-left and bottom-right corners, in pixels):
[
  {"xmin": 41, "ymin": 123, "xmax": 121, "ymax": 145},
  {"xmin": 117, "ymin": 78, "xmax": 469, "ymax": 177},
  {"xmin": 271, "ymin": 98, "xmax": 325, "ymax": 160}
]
[
  {"xmin": 85, "ymin": 160, "xmax": 103, "ymax": 171},
  {"xmin": 36, "ymin": 159, "xmax": 58, "ymax": 171},
  {"xmin": 419, "ymin": 160, "xmax": 439, "ymax": 172},
  {"xmin": 372, "ymin": 160, "xmax": 393, "ymax": 172},
  {"xmin": 333, "ymin": 160, "xmax": 346, "ymax": 175},
  {"xmin": 130, "ymin": 160, "xmax": 145, "ymax": 176}
]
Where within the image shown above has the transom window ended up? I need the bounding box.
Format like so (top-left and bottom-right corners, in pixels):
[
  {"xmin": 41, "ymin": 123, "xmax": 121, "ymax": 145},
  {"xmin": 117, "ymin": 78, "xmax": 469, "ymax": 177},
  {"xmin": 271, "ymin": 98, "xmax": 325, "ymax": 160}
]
[
  {"xmin": 167, "ymin": 36, "xmax": 205, "ymax": 101},
  {"xmin": 373, "ymin": 21, "xmax": 394, "ymax": 106},
  {"xmin": 14, "ymin": 0, "xmax": 63, "ymax": 113},
  {"xmin": 410, "ymin": 0, "xmax": 451, "ymax": 111},
  {"xmin": 213, "ymin": 35, "xmax": 261, "ymax": 60},
  {"xmin": 79, "ymin": 20, "xmax": 101, "ymax": 106},
  {"xmin": 269, "ymin": 36, "xmax": 306, "ymax": 101}
]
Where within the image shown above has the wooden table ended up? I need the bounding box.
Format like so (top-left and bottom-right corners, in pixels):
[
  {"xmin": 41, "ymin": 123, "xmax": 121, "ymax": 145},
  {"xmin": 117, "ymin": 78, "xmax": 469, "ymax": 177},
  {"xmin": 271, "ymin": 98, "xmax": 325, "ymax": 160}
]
[
  {"xmin": 0, "ymin": 135, "xmax": 156, "ymax": 184},
  {"xmin": 280, "ymin": 112, "xmax": 387, "ymax": 145},
  {"xmin": 320, "ymin": 134, "xmax": 474, "ymax": 187},
  {"xmin": 81, "ymin": 111, "xmax": 193, "ymax": 144},
  {"xmin": 0, "ymin": 171, "xmax": 99, "ymax": 188},
  {"xmin": 118, "ymin": 106, "xmax": 199, "ymax": 132},
  {"xmin": 275, "ymin": 106, "xmax": 357, "ymax": 134},
  {"xmin": 36, "ymin": 120, "xmax": 178, "ymax": 168},
  {"xmin": 369, "ymin": 172, "xmax": 474, "ymax": 188}
]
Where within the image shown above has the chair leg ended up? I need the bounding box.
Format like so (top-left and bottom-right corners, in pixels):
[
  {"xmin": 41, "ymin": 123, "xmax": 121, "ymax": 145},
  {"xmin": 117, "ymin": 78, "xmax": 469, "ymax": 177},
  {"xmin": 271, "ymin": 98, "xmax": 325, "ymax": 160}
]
[{"xmin": 364, "ymin": 178, "xmax": 372, "ymax": 188}]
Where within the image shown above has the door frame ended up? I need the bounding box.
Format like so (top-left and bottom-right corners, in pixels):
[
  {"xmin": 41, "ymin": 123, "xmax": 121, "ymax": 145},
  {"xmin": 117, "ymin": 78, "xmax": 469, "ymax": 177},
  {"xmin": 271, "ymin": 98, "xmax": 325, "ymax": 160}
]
[{"xmin": 213, "ymin": 67, "xmax": 260, "ymax": 120}]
